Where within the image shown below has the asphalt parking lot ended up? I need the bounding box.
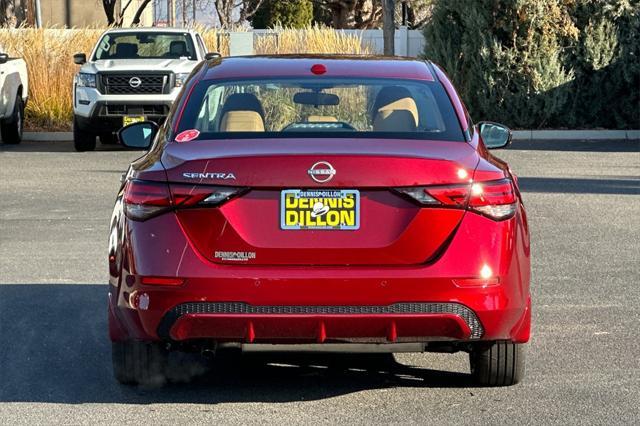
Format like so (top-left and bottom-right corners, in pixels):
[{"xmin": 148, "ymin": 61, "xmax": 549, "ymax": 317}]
[{"xmin": 1, "ymin": 139, "xmax": 639, "ymax": 424}]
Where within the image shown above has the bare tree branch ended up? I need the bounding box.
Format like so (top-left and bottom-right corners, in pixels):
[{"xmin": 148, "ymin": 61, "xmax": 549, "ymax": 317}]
[
  {"xmin": 115, "ymin": 0, "xmax": 134, "ymax": 27},
  {"xmin": 131, "ymin": 0, "xmax": 152, "ymax": 26},
  {"xmin": 239, "ymin": 0, "xmax": 265, "ymax": 22},
  {"xmin": 102, "ymin": 0, "xmax": 117, "ymax": 26}
]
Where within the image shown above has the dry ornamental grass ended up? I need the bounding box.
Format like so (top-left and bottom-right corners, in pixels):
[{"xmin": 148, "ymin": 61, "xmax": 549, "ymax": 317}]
[{"xmin": 0, "ymin": 26, "xmax": 371, "ymax": 131}]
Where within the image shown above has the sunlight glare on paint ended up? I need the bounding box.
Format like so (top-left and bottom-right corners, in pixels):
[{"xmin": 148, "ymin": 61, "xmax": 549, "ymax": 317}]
[{"xmin": 480, "ymin": 264, "xmax": 493, "ymax": 279}]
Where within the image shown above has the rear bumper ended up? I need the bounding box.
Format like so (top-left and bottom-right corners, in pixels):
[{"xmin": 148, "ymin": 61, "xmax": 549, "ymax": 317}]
[
  {"xmin": 74, "ymin": 102, "xmax": 170, "ymax": 134},
  {"xmin": 73, "ymin": 85, "xmax": 177, "ymax": 133},
  {"xmin": 109, "ymin": 206, "xmax": 531, "ymax": 346},
  {"xmin": 161, "ymin": 302, "xmax": 482, "ymax": 342}
]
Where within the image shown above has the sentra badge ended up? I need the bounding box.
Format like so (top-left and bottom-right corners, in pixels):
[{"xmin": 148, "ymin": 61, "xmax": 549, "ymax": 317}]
[{"xmin": 183, "ymin": 172, "xmax": 236, "ymax": 180}]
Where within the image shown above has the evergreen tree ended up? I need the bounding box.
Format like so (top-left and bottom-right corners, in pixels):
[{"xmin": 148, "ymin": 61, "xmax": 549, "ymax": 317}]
[
  {"xmin": 564, "ymin": 0, "xmax": 640, "ymax": 128},
  {"xmin": 251, "ymin": 0, "xmax": 313, "ymax": 29},
  {"xmin": 423, "ymin": 0, "xmax": 640, "ymax": 129},
  {"xmin": 423, "ymin": 0, "xmax": 578, "ymax": 128}
]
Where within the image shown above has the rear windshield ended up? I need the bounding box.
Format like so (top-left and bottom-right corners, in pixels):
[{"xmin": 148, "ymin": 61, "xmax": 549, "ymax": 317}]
[
  {"xmin": 176, "ymin": 78, "xmax": 465, "ymax": 141},
  {"xmin": 93, "ymin": 32, "xmax": 196, "ymax": 60}
]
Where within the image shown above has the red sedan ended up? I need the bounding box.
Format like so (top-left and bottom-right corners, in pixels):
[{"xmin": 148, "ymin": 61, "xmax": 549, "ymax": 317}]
[{"xmin": 110, "ymin": 55, "xmax": 531, "ymax": 386}]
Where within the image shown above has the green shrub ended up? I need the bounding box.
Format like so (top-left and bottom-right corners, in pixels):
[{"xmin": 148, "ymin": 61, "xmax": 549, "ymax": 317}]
[
  {"xmin": 423, "ymin": 0, "xmax": 640, "ymax": 129},
  {"xmin": 563, "ymin": 0, "xmax": 640, "ymax": 129},
  {"xmin": 251, "ymin": 0, "xmax": 314, "ymax": 29}
]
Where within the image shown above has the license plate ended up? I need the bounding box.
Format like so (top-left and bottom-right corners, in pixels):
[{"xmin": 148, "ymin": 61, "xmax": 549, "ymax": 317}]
[
  {"xmin": 280, "ymin": 189, "xmax": 360, "ymax": 230},
  {"xmin": 122, "ymin": 115, "xmax": 146, "ymax": 127}
]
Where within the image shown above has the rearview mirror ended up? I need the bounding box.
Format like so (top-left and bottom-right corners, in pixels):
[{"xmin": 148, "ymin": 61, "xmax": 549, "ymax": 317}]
[
  {"xmin": 118, "ymin": 121, "xmax": 159, "ymax": 150},
  {"xmin": 0, "ymin": 53, "xmax": 8, "ymax": 64},
  {"xmin": 478, "ymin": 121, "xmax": 512, "ymax": 149},
  {"xmin": 73, "ymin": 53, "xmax": 86, "ymax": 65},
  {"xmin": 205, "ymin": 52, "xmax": 221, "ymax": 60},
  {"xmin": 293, "ymin": 92, "xmax": 340, "ymax": 106}
]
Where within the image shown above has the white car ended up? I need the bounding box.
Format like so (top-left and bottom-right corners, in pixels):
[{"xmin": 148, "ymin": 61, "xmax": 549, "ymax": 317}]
[
  {"xmin": 0, "ymin": 51, "xmax": 28, "ymax": 144},
  {"xmin": 72, "ymin": 27, "xmax": 216, "ymax": 151}
]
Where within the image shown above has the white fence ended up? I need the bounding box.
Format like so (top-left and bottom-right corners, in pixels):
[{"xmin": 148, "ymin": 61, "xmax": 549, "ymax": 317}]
[
  {"xmin": 342, "ymin": 27, "xmax": 426, "ymax": 57},
  {"xmin": 226, "ymin": 27, "xmax": 425, "ymax": 57}
]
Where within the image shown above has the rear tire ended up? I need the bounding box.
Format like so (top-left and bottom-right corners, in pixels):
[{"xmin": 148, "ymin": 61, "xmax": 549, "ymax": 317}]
[
  {"xmin": 73, "ymin": 118, "xmax": 96, "ymax": 151},
  {"xmin": 469, "ymin": 341, "xmax": 525, "ymax": 386},
  {"xmin": 1, "ymin": 96, "xmax": 24, "ymax": 144},
  {"xmin": 112, "ymin": 341, "xmax": 168, "ymax": 387}
]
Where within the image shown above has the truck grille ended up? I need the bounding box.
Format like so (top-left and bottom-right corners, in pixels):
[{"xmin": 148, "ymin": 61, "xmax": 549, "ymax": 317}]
[
  {"xmin": 100, "ymin": 73, "xmax": 169, "ymax": 95},
  {"xmin": 101, "ymin": 104, "xmax": 169, "ymax": 116}
]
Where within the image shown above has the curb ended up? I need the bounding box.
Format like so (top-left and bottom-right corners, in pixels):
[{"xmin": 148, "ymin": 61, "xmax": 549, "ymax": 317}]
[
  {"xmin": 511, "ymin": 130, "xmax": 639, "ymax": 141},
  {"xmin": 21, "ymin": 130, "xmax": 640, "ymax": 142},
  {"xmin": 23, "ymin": 132, "xmax": 73, "ymax": 141}
]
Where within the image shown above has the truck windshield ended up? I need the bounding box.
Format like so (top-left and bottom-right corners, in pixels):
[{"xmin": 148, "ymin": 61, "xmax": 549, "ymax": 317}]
[
  {"xmin": 176, "ymin": 78, "xmax": 466, "ymax": 142},
  {"xmin": 93, "ymin": 32, "xmax": 196, "ymax": 60}
]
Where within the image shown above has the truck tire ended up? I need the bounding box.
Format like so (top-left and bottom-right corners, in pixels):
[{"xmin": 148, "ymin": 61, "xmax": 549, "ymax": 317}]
[
  {"xmin": 100, "ymin": 133, "xmax": 118, "ymax": 145},
  {"xmin": 469, "ymin": 341, "xmax": 525, "ymax": 386},
  {"xmin": 73, "ymin": 118, "xmax": 96, "ymax": 151},
  {"xmin": 112, "ymin": 341, "xmax": 168, "ymax": 387},
  {"xmin": 0, "ymin": 96, "xmax": 24, "ymax": 144}
]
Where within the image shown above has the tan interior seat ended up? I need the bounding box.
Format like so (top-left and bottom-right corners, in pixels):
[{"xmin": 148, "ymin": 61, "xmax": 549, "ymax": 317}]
[
  {"xmin": 307, "ymin": 115, "xmax": 338, "ymax": 122},
  {"xmin": 219, "ymin": 93, "xmax": 265, "ymax": 132},
  {"xmin": 372, "ymin": 86, "xmax": 419, "ymax": 132},
  {"xmin": 221, "ymin": 111, "xmax": 265, "ymax": 131},
  {"xmin": 373, "ymin": 110, "xmax": 417, "ymax": 132}
]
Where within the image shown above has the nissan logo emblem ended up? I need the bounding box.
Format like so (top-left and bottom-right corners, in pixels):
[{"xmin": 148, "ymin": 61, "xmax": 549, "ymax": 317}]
[
  {"xmin": 129, "ymin": 77, "xmax": 142, "ymax": 88},
  {"xmin": 307, "ymin": 161, "xmax": 336, "ymax": 183}
]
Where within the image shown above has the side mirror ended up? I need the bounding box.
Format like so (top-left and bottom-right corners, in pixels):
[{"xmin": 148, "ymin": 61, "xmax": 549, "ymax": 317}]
[
  {"xmin": 73, "ymin": 53, "xmax": 87, "ymax": 65},
  {"xmin": 118, "ymin": 121, "xmax": 159, "ymax": 150},
  {"xmin": 0, "ymin": 53, "xmax": 8, "ymax": 64},
  {"xmin": 478, "ymin": 121, "xmax": 512, "ymax": 149},
  {"xmin": 205, "ymin": 52, "xmax": 221, "ymax": 60}
]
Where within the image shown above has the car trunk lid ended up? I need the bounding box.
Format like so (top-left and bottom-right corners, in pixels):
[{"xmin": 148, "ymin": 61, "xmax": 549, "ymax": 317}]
[{"xmin": 161, "ymin": 138, "xmax": 479, "ymax": 266}]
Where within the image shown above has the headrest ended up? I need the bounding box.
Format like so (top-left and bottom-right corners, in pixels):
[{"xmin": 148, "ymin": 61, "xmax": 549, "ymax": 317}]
[
  {"xmin": 221, "ymin": 93, "xmax": 265, "ymax": 118},
  {"xmin": 115, "ymin": 43, "xmax": 138, "ymax": 58},
  {"xmin": 372, "ymin": 86, "xmax": 419, "ymax": 126},
  {"xmin": 169, "ymin": 41, "xmax": 188, "ymax": 56}
]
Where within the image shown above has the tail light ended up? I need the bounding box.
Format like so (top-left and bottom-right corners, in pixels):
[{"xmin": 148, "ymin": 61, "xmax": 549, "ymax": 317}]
[
  {"xmin": 468, "ymin": 179, "xmax": 517, "ymax": 219},
  {"xmin": 395, "ymin": 179, "xmax": 517, "ymax": 220},
  {"xmin": 123, "ymin": 180, "xmax": 172, "ymax": 220},
  {"xmin": 123, "ymin": 180, "xmax": 245, "ymax": 221}
]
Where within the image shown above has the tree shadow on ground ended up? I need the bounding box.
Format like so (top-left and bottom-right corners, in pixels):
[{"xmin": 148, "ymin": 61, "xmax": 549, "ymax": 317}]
[{"xmin": 0, "ymin": 284, "xmax": 474, "ymax": 405}]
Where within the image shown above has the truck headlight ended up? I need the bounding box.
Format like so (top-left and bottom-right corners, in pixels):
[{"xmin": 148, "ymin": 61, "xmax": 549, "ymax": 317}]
[
  {"xmin": 175, "ymin": 73, "xmax": 190, "ymax": 87},
  {"xmin": 76, "ymin": 73, "xmax": 96, "ymax": 88}
]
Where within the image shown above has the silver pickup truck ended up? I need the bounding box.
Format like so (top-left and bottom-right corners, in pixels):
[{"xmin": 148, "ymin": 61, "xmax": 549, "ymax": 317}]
[
  {"xmin": 0, "ymin": 52, "xmax": 28, "ymax": 144},
  {"xmin": 72, "ymin": 27, "xmax": 217, "ymax": 151}
]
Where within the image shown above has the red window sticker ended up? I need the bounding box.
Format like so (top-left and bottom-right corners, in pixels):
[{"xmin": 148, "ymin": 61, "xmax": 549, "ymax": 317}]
[{"xmin": 175, "ymin": 129, "xmax": 200, "ymax": 143}]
